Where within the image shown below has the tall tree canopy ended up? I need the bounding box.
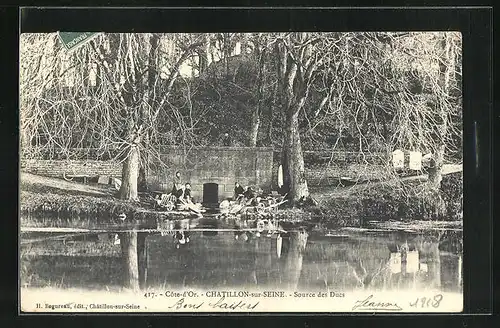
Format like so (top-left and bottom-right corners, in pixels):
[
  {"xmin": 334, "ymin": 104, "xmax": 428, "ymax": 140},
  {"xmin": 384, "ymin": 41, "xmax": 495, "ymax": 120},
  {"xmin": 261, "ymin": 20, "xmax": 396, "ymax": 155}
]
[{"xmin": 20, "ymin": 32, "xmax": 462, "ymax": 203}]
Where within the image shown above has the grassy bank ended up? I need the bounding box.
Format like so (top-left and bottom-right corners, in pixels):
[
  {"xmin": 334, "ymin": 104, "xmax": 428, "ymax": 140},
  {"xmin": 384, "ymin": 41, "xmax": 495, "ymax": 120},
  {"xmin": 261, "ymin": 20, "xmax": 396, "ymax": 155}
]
[
  {"xmin": 20, "ymin": 171, "xmax": 462, "ymax": 229},
  {"xmin": 20, "ymin": 173, "xmax": 161, "ymax": 225},
  {"xmin": 311, "ymin": 172, "xmax": 463, "ymax": 226}
]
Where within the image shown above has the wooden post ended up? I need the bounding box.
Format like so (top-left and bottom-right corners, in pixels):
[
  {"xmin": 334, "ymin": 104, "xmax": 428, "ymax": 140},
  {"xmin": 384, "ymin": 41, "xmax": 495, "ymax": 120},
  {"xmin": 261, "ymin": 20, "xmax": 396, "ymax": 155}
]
[{"xmin": 119, "ymin": 232, "xmax": 140, "ymax": 291}]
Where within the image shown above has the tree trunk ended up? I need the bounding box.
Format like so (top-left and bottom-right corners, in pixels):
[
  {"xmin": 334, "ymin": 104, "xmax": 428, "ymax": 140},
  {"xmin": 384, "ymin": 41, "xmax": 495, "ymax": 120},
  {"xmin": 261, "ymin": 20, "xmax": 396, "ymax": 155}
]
[
  {"xmin": 282, "ymin": 231, "xmax": 308, "ymax": 290},
  {"xmin": 135, "ymin": 34, "xmax": 159, "ymax": 193},
  {"xmin": 199, "ymin": 34, "xmax": 211, "ymax": 74},
  {"xmin": 428, "ymin": 33, "xmax": 455, "ymax": 192},
  {"xmin": 223, "ymin": 34, "xmax": 231, "ymax": 76},
  {"xmin": 147, "ymin": 34, "xmax": 160, "ymax": 108},
  {"xmin": 138, "ymin": 159, "xmax": 148, "ymax": 192},
  {"xmin": 281, "ymin": 121, "xmax": 292, "ymax": 195},
  {"xmin": 119, "ymin": 145, "xmax": 140, "ymax": 201},
  {"xmin": 278, "ymin": 37, "xmax": 310, "ymax": 203},
  {"xmin": 266, "ymin": 78, "xmax": 279, "ymax": 145},
  {"xmin": 249, "ymin": 46, "xmax": 266, "ymax": 147},
  {"xmin": 282, "ymin": 108, "xmax": 309, "ymax": 202},
  {"xmin": 427, "ymin": 145, "xmax": 446, "ymax": 219},
  {"xmin": 249, "ymin": 110, "xmax": 260, "ymax": 147},
  {"xmin": 428, "ymin": 144, "xmax": 445, "ymax": 189},
  {"xmin": 425, "ymin": 34, "xmax": 456, "ymax": 219},
  {"xmin": 120, "ymin": 232, "xmax": 140, "ymax": 291},
  {"xmin": 20, "ymin": 119, "xmax": 29, "ymax": 152}
]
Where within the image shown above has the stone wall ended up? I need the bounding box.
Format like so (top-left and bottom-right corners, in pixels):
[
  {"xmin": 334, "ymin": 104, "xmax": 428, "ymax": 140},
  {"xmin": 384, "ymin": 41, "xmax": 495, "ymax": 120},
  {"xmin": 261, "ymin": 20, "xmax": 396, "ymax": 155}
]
[
  {"xmin": 20, "ymin": 148, "xmax": 389, "ymax": 198},
  {"xmin": 20, "ymin": 159, "xmax": 122, "ymax": 179},
  {"xmin": 148, "ymin": 146, "xmax": 274, "ymax": 201},
  {"xmin": 20, "ymin": 147, "xmax": 274, "ymax": 202}
]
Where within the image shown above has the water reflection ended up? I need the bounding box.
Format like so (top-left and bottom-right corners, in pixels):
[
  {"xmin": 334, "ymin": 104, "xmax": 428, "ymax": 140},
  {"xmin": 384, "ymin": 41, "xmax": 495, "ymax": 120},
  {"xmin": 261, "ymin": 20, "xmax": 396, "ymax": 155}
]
[
  {"xmin": 145, "ymin": 224, "xmax": 462, "ymax": 293},
  {"xmin": 20, "ymin": 217, "xmax": 463, "ymax": 294}
]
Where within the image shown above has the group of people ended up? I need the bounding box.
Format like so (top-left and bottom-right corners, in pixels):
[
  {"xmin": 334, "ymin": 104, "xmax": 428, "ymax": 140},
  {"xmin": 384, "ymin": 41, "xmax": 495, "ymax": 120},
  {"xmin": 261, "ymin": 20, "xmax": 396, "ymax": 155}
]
[
  {"xmin": 169, "ymin": 170, "xmax": 264, "ymax": 206},
  {"xmin": 233, "ymin": 182, "xmax": 261, "ymax": 206},
  {"xmin": 163, "ymin": 172, "xmax": 265, "ymax": 212},
  {"xmin": 167, "ymin": 171, "xmax": 205, "ymax": 214},
  {"xmin": 155, "ymin": 171, "xmax": 197, "ymax": 211},
  {"xmin": 171, "ymin": 171, "xmax": 193, "ymax": 204}
]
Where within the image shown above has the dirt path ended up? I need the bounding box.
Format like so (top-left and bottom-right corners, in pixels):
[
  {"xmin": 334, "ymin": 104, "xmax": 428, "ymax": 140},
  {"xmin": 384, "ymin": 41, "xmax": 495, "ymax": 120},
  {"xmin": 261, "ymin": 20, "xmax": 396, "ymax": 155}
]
[{"xmin": 21, "ymin": 172, "xmax": 113, "ymax": 197}]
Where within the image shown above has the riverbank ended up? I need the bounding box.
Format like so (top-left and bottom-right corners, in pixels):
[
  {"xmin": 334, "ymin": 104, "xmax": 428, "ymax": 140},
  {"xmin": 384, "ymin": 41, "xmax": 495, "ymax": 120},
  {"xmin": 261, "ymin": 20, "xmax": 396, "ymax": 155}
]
[
  {"xmin": 20, "ymin": 171, "xmax": 463, "ymax": 229},
  {"xmin": 309, "ymin": 171, "xmax": 463, "ymax": 225},
  {"xmin": 20, "ymin": 173, "xmax": 164, "ymax": 227}
]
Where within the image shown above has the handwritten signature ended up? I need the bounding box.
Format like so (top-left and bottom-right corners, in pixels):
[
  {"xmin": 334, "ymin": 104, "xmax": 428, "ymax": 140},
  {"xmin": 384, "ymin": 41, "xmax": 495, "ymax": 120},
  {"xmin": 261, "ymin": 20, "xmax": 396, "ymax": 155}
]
[
  {"xmin": 352, "ymin": 295, "xmax": 402, "ymax": 311},
  {"xmin": 168, "ymin": 297, "xmax": 259, "ymax": 311}
]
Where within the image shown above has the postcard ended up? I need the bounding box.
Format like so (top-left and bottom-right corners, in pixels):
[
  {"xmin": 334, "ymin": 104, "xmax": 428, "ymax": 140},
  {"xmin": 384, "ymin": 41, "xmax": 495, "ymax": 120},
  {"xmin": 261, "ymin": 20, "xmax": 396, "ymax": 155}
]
[{"xmin": 19, "ymin": 25, "xmax": 463, "ymax": 313}]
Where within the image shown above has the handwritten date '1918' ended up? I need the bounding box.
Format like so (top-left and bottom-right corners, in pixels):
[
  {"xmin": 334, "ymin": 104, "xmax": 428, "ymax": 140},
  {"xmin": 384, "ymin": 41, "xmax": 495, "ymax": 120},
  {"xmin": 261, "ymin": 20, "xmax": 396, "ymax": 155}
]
[{"xmin": 409, "ymin": 294, "xmax": 443, "ymax": 309}]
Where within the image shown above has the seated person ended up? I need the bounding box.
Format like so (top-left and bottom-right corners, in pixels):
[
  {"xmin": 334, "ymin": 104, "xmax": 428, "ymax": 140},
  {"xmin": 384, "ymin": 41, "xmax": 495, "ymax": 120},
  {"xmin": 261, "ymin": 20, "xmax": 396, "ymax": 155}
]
[
  {"xmin": 234, "ymin": 182, "xmax": 244, "ymax": 200},
  {"xmin": 182, "ymin": 183, "xmax": 193, "ymax": 203},
  {"xmin": 171, "ymin": 171, "xmax": 184, "ymax": 199},
  {"xmin": 243, "ymin": 186, "xmax": 256, "ymax": 199},
  {"xmin": 243, "ymin": 186, "xmax": 257, "ymax": 205}
]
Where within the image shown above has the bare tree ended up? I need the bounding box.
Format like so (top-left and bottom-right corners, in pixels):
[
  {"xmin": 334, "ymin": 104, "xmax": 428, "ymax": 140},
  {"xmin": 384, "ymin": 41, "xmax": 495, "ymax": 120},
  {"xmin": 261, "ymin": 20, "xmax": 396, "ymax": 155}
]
[
  {"xmin": 20, "ymin": 33, "xmax": 204, "ymax": 201},
  {"xmin": 249, "ymin": 35, "xmax": 267, "ymax": 147},
  {"xmin": 275, "ymin": 32, "xmax": 349, "ymax": 202},
  {"xmin": 20, "ymin": 32, "xmax": 462, "ymax": 207},
  {"xmin": 282, "ymin": 230, "xmax": 308, "ymax": 290},
  {"xmin": 273, "ymin": 32, "xmax": 461, "ymax": 205}
]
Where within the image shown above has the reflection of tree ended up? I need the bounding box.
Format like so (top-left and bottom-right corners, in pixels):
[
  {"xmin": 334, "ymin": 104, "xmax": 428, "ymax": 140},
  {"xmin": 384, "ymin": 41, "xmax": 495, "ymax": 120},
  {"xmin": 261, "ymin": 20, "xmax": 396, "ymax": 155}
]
[
  {"xmin": 346, "ymin": 256, "xmax": 387, "ymax": 290},
  {"xmin": 440, "ymin": 252, "xmax": 462, "ymax": 292},
  {"xmin": 137, "ymin": 232, "xmax": 147, "ymax": 289},
  {"xmin": 298, "ymin": 238, "xmax": 396, "ymax": 292},
  {"xmin": 119, "ymin": 232, "xmax": 139, "ymax": 291},
  {"xmin": 252, "ymin": 236, "xmax": 273, "ymax": 285},
  {"xmin": 339, "ymin": 235, "xmax": 450, "ymax": 292},
  {"xmin": 248, "ymin": 236, "xmax": 258, "ymax": 285},
  {"xmin": 243, "ymin": 234, "xmax": 275, "ymax": 286},
  {"xmin": 282, "ymin": 230, "xmax": 308, "ymax": 290},
  {"xmin": 417, "ymin": 236, "xmax": 441, "ymax": 289},
  {"xmin": 346, "ymin": 258, "xmax": 366, "ymax": 289}
]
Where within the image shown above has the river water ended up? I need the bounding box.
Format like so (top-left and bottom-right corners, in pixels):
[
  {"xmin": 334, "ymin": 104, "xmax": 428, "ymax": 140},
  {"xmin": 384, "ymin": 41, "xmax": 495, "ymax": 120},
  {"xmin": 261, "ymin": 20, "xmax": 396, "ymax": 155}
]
[{"xmin": 20, "ymin": 216, "xmax": 463, "ymax": 294}]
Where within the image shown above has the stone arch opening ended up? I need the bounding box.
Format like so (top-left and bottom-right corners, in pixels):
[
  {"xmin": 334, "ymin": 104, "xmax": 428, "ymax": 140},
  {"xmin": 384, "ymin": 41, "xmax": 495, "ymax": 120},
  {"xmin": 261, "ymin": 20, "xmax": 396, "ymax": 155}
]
[{"xmin": 202, "ymin": 182, "xmax": 219, "ymax": 208}]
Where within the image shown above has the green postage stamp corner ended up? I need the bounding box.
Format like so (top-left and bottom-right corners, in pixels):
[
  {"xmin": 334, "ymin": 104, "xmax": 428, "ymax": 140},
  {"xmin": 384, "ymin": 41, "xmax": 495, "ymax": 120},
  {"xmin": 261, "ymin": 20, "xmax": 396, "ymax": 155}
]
[{"xmin": 58, "ymin": 32, "xmax": 102, "ymax": 52}]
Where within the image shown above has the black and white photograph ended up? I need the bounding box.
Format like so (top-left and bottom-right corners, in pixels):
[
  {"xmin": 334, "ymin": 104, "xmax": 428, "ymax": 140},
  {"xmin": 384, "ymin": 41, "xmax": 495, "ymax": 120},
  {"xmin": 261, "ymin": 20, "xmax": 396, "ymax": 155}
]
[{"xmin": 19, "ymin": 29, "xmax": 463, "ymax": 312}]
